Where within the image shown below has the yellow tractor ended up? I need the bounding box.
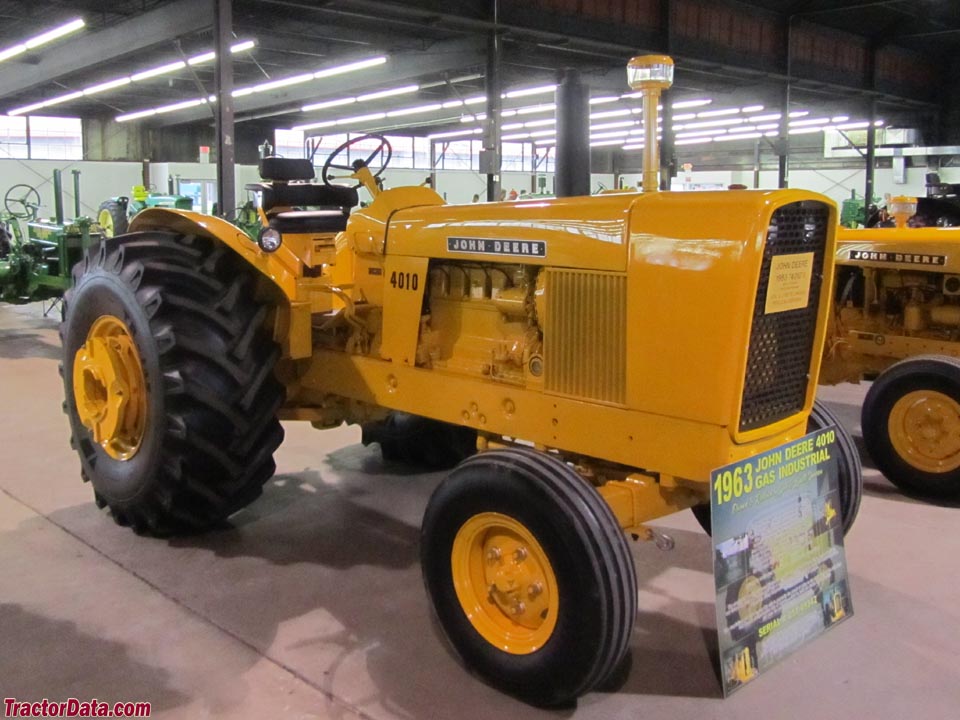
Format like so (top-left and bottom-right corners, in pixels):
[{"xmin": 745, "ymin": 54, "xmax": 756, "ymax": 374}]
[
  {"xmin": 60, "ymin": 56, "xmax": 860, "ymax": 705},
  {"xmin": 822, "ymin": 196, "xmax": 960, "ymax": 501}
]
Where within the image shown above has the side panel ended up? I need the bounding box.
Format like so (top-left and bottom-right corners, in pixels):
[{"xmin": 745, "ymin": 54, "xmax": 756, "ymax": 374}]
[{"xmin": 380, "ymin": 255, "xmax": 429, "ymax": 364}]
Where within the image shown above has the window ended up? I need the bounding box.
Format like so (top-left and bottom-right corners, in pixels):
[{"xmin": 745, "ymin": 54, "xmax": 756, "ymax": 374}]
[
  {"xmin": 383, "ymin": 135, "xmax": 413, "ymax": 168},
  {"xmin": 274, "ymin": 128, "xmax": 304, "ymax": 158},
  {"xmin": 28, "ymin": 115, "xmax": 82, "ymax": 159},
  {"xmin": 0, "ymin": 115, "xmax": 28, "ymax": 159}
]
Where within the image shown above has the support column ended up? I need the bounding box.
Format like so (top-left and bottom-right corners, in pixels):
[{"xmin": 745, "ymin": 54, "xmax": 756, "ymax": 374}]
[
  {"xmin": 659, "ymin": 90, "xmax": 674, "ymax": 191},
  {"xmin": 214, "ymin": 0, "xmax": 235, "ymax": 219},
  {"xmin": 777, "ymin": 82, "xmax": 790, "ymax": 188},
  {"xmin": 865, "ymin": 99, "xmax": 877, "ymax": 209},
  {"xmin": 753, "ymin": 139, "xmax": 761, "ymax": 188},
  {"xmin": 482, "ymin": 1, "xmax": 502, "ymax": 202},
  {"xmin": 555, "ymin": 69, "xmax": 590, "ymax": 198}
]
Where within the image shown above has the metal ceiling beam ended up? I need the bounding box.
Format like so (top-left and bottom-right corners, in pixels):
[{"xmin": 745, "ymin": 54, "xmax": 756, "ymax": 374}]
[
  {"xmin": 0, "ymin": 0, "xmax": 214, "ymax": 100},
  {"xmin": 151, "ymin": 37, "xmax": 487, "ymax": 127}
]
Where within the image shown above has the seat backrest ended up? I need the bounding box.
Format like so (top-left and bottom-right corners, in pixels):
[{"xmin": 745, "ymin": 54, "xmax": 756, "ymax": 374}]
[{"xmin": 259, "ymin": 157, "xmax": 315, "ymax": 182}]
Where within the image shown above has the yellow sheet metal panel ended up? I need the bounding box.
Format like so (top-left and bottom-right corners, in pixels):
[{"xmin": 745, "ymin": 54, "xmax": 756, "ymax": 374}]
[
  {"xmin": 386, "ymin": 195, "xmax": 634, "ymax": 271},
  {"xmin": 380, "ymin": 255, "xmax": 430, "ymax": 364},
  {"xmin": 129, "ymin": 208, "xmax": 301, "ymax": 300},
  {"xmin": 837, "ymin": 226, "xmax": 960, "ymax": 273},
  {"xmin": 300, "ymin": 349, "xmax": 809, "ymax": 482},
  {"xmin": 622, "ymin": 189, "xmax": 837, "ymax": 437}
]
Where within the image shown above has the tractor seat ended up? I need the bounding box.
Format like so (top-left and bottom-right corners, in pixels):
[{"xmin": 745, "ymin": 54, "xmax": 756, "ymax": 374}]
[
  {"xmin": 269, "ymin": 209, "xmax": 350, "ymax": 234},
  {"xmin": 245, "ymin": 182, "xmax": 359, "ymax": 213}
]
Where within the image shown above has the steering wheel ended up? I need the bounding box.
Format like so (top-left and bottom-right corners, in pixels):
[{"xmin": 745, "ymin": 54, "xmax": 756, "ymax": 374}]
[
  {"xmin": 4, "ymin": 184, "xmax": 40, "ymax": 220},
  {"xmin": 321, "ymin": 134, "xmax": 392, "ymax": 188}
]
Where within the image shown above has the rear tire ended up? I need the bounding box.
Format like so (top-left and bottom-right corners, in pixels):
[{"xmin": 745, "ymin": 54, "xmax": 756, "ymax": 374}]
[
  {"xmin": 692, "ymin": 399, "xmax": 862, "ymax": 535},
  {"xmin": 862, "ymin": 355, "xmax": 960, "ymax": 501},
  {"xmin": 97, "ymin": 200, "xmax": 129, "ymax": 238},
  {"xmin": 421, "ymin": 448, "xmax": 636, "ymax": 706},
  {"xmin": 60, "ymin": 232, "xmax": 284, "ymax": 535}
]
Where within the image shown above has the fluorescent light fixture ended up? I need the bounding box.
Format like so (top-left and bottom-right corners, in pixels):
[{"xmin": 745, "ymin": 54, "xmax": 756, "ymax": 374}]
[
  {"xmin": 676, "ymin": 128, "xmax": 723, "ymax": 138},
  {"xmin": 590, "ymin": 96, "xmax": 620, "ymax": 105},
  {"xmin": 529, "ymin": 129, "xmax": 556, "ymax": 138},
  {"xmin": 187, "ymin": 51, "xmax": 216, "ymax": 65},
  {"xmin": 504, "ymin": 84, "xmax": 557, "ymax": 99},
  {"xmin": 0, "ymin": 18, "xmax": 85, "ymax": 63},
  {"xmin": 502, "ymin": 122, "xmax": 524, "ymax": 131},
  {"xmin": 84, "ymin": 77, "xmax": 131, "ymax": 95},
  {"xmin": 502, "ymin": 132, "xmax": 532, "ymax": 140},
  {"xmin": 524, "ymin": 118, "xmax": 555, "ymax": 128},
  {"xmin": 590, "ymin": 138, "xmax": 627, "ymax": 147},
  {"xmin": 337, "ymin": 111, "xmax": 386, "ymax": 124},
  {"xmin": 833, "ymin": 121, "xmax": 870, "ymax": 130},
  {"xmin": 591, "ymin": 130, "xmax": 633, "ymax": 140},
  {"xmin": 754, "ymin": 123, "xmax": 780, "ymax": 131},
  {"xmin": 715, "ymin": 132, "xmax": 762, "ymax": 142},
  {"xmin": 789, "ymin": 110, "xmax": 809, "ymax": 118},
  {"xmin": 874, "ymin": 120, "xmax": 884, "ymax": 126},
  {"xmin": 464, "ymin": 95, "xmax": 486, "ymax": 105},
  {"xmin": 697, "ymin": 107, "xmax": 740, "ymax": 118},
  {"xmin": 790, "ymin": 117, "xmax": 830, "ymax": 127},
  {"xmin": 293, "ymin": 119, "xmax": 337, "ymax": 131},
  {"xmin": 117, "ymin": 98, "xmax": 206, "ymax": 122},
  {"xmin": 675, "ymin": 137, "xmax": 713, "ymax": 145},
  {"xmin": 748, "ymin": 113, "xmax": 781, "ymax": 122},
  {"xmin": 515, "ymin": 103, "xmax": 554, "ymax": 115},
  {"xmin": 461, "ymin": 113, "xmax": 486, "ymax": 123},
  {"xmin": 386, "ymin": 103, "xmax": 442, "ymax": 117},
  {"xmin": 676, "ymin": 117, "xmax": 745, "ymax": 130},
  {"xmin": 788, "ymin": 126, "xmax": 824, "ymax": 135},
  {"xmin": 591, "ymin": 120, "xmax": 636, "ymax": 131},
  {"xmin": 622, "ymin": 143, "xmax": 645, "ymax": 150},
  {"xmin": 673, "ymin": 113, "xmax": 697, "ymax": 121},
  {"xmin": 672, "ymin": 98, "xmax": 712, "ymax": 109},
  {"xmin": 356, "ymin": 84, "xmax": 419, "ymax": 102},
  {"xmin": 249, "ymin": 73, "xmax": 315, "ymax": 93},
  {"xmin": 428, "ymin": 128, "xmax": 483, "ymax": 140},
  {"xmin": 831, "ymin": 115, "xmax": 849, "ymax": 123},
  {"xmin": 590, "ymin": 108, "xmax": 632, "ymax": 120},
  {"xmin": 740, "ymin": 105, "xmax": 764, "ymax": 113},
  {"xmin": 314, "ymin": 56, "xmax": 387, "ymax": 79},
  {"xmin": 442, "ymin": 99, "xmax": 465, "ymax": 109},
  {"xmin": 131, "ymin": 60, "xmax": 186, "ymax": 82},
  {"xmin": 10, "ymin": 38, "xmax": 255, "ymax": 116},
  {"xmin": 117, "ymin": 54, "xmax": 384, "ymax": 122},
  {"xmin": 302, "ymin": 97, "xmax": 356, "ymax": 112}
]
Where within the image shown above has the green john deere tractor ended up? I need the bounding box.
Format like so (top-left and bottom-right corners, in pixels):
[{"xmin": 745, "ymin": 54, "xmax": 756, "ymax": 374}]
[
  {"xmin": 1, "ymin": 170, "xmax": 104, "ymax": 308},
  {"xmin": 98, "ymin": 183, "xmax": 193, "ymax": 237}
]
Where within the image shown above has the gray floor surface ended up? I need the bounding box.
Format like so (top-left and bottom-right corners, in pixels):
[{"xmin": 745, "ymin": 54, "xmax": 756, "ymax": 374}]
[{"xmin": 1, "ymin": 301, "xmax": 958, "ymax": 719}]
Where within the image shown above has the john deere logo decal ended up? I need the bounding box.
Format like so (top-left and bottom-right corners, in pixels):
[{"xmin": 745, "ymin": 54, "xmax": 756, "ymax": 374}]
[
  {"xmin": 447, "ymin": 237, "xmax": 546, "ymax": 257},
  {"xmin": 849, "ymin": 250, "xmax": 946, "ymax": 266}
]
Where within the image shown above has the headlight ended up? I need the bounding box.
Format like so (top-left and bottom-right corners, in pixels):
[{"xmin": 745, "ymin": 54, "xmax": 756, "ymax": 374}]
[{"xmin": 258, "ymin": 227, "xmax": 282, "ymax": 253}]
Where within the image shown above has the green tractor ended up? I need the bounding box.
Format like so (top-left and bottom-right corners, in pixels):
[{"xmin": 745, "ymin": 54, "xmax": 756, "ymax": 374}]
[
  {"xmin": 1, "ymin": 170, "xmax": 104, "ymax": 309},
  {"xmin": 98, "ymin": 182, "xmax": 193, "ymax": 237}
]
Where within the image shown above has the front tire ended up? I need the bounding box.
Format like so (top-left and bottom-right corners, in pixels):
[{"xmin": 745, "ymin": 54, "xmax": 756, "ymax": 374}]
[
  {"xmin": 97, "ymin": 200, "xmax": 129, "ymax": 238},
  {"xmin": 61, "ymin": 232, "xmax": 284, "ymax": 535},
  {"xmin": 862, "ymin": 355, "xmax": 960, "ymax": 501},
  {"xmin": 421, "ymin": 448, "xmax": 636, "ymax": 706}
]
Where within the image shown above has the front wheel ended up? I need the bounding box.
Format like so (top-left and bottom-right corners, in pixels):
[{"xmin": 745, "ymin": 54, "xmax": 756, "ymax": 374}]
[
  {"xmin": 97, "ymin": 200, "xmax": 129, "ymax": 238},
  {"xmin": 61, "ymin": 232, "xmax": 284, "ymax": 535},
  {"xmin": 862, "ymin": 355, "xmax": 960, "ymax": 501},
  {"xmin": 421, "ymin": 448, "xmax": 636, "ymax": 706}
]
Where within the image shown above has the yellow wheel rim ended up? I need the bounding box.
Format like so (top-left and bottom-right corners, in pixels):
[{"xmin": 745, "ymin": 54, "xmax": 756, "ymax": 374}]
[
  {"xmin": 737, "ymin": 575, "xmax": 763, "ymax": 625},
  {"xmin": 451, "ymin": 512, "xmax": 559, "ymax": 655},
  {"xmin": 97, "ymin": 209, "xmax": 114, "ymax": 237},
  {"xmin": 72, "ymin": 315, "xmax": 147, "ymax": 460},
  {"xmin": 888, "ymin": 390, "xmax": 960, "ymax": 473}
]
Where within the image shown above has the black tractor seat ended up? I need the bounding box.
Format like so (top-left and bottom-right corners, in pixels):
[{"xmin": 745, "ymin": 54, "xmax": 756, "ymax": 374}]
[
  {"xmin": 245, "ymin": 156, "xmax": 359, "ymax": 234},
  {"xmin": 269, "ymin": 209, "xmax": 350, "ymax": 234}
]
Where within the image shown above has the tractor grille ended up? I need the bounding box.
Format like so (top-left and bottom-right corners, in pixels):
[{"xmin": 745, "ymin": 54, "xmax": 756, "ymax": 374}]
[
  {"xmin": 544, "ymin": 269, "xmax": 627, "ymax": 405},
  {"xmin": 739, "ymin": 201, "xmax": 830, "ymax": 432}
]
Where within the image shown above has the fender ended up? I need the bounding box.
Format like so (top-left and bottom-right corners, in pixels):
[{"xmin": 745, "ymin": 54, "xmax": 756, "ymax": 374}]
[{"xmin": 129, "ymin": 207, "xmax": 299, "ymax": 301}]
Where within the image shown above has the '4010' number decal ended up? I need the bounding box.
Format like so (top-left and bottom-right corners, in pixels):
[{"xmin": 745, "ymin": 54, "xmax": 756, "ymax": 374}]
[{"xmin": 389, "ymin": 271, "xmax": 419, "ymax": 291}]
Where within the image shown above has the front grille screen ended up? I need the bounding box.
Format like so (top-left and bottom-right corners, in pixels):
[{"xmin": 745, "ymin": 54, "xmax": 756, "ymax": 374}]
[{"xmin": 739, "ymin": 201, "xmax": 830, "ymax": 432}]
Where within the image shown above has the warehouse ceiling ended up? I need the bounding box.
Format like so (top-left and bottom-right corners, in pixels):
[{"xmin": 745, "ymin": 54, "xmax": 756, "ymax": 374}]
[{"xmin": 0, "ymin": 0, "xmax": 957, "ymax": 143}]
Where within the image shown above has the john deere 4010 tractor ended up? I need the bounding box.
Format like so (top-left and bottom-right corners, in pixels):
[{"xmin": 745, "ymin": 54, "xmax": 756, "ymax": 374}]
[{"xmin": 60, "ymin": 57, "xmax": 861, "ymax": 705}]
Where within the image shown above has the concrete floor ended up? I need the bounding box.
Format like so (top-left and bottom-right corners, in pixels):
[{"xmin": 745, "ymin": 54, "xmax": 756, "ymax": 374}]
[{"xmin": 1, "ymin": 300, "xmax": 958, "ymax": 720}]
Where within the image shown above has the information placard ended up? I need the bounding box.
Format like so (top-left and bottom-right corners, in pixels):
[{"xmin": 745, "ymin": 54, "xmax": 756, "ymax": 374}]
[{"xmin": 711, "ymin": 426, "xmax": 853, "ymax": 696}]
